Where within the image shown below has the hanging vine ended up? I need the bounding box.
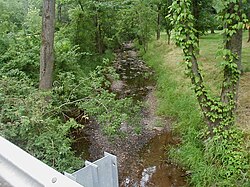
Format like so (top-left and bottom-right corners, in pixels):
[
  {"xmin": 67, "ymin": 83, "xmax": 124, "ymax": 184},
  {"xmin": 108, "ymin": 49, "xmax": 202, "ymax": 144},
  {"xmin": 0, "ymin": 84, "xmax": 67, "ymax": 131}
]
[
  {"xmin": 170, "ymin": 0, "xmax": 247, "ymax": 134},
  {"xmin": 170, "ymin": 0, "xmax": 249, "ymax": 181}
]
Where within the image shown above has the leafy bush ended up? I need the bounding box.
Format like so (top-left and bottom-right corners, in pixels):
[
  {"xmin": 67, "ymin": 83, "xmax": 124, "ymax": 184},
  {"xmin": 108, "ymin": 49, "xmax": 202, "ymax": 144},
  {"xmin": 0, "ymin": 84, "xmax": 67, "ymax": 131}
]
[
  {"xmin": 0, "ymin": 73, "xmax": 82, "ymax": 172},
  {"xmin": 0, "ymin": 7, "xmax": 41, "ymax": 81},
  {"xmin": 53, "ymin": 60, "xmax": 142, "ymax": 137}
]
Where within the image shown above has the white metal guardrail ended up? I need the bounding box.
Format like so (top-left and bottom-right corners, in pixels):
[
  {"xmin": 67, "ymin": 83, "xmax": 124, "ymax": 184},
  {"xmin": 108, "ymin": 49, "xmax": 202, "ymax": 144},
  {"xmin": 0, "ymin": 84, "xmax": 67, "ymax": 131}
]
[
  {"xmin": 0, "ymin": 136, "xmax": 83, "ymax": 187},
  {"xmin": 65, "ymin": 152, "xmax": 119, "ymax": 187},
  {"xmin": 0, "ymin": 136, "xmax": 119, "ymax": 187}
]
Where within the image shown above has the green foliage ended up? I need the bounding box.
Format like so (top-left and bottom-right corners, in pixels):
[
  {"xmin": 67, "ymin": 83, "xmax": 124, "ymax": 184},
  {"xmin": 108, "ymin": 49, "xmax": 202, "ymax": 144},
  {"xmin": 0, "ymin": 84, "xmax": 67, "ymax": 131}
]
[
  {"xmin": 0, "ymin": 73, "xmax": 82, "ymax": 172},
  {"xmin": 64, "ymin": 0, "xmax": 157, "ymax": 53},
  {"xmin": 0, "ymin": 7, "xmax": 41, "ymax": 80},
  {"xmin": 0, "ymin": 32, "xmax": 40, "ymax": 80},
  {"xmin": 204, "ymin": 127, "xmax": 249, "ymax": 183},
  {"xmin": 0, "ymin": 0, "xmax": 149, "ymax": 174},
  {"xmin": 0, "ymin": 0, "xmax": 27, "ymax": 53},
  {"xmin": 53, "ymin": 60, "xmax": 142, "ymax": 137}
]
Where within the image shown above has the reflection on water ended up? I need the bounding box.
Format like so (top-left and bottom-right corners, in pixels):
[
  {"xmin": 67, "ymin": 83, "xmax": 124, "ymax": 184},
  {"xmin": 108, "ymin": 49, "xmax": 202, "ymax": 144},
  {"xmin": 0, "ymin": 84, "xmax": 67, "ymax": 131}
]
[
  {"xmin": 120, "ymin": 133, "xmax": 187, "ymax": 187},
  {"xmin": 140, "ymin": 166, "xmax": 156, "ymax": 187}
]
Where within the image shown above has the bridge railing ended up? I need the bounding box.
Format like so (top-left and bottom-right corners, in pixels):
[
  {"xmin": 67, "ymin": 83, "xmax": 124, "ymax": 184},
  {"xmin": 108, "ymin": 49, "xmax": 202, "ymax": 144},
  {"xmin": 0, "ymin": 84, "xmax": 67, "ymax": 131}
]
[
  {"xmin": 0, "ymin": 136, "xmax": 118, "ymax": 187},
  {"xmin": 65, "ymin": 152, "xmax": 118, "ymax": 187}
]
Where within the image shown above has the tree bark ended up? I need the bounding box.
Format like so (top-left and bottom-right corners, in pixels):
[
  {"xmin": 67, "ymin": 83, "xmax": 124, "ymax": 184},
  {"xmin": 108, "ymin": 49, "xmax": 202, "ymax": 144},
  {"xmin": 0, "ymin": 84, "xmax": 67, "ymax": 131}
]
[
  {"xmin": 221, "ymin": 2, "xmax": 243, "ymax": 106},
  {"xmin": 192, "ymin": 0, "xmax": 200, "ymax": 54},
  {"xmin": 94, "ymin": 0, "xmax": 104, "ymax": 54},
  {"xmin": 57, "ymin": 2, "xmax": 62, "ymax": 23},
  {"xmin": 166, "ymin": 30, "xmax": 171, "ymax": 44},
  {"xmin": 156, "ymin": 5, "xmax": 161, "ymax": 40},
  {"xmin": 39, "ymin": 0, "xmax": 55, "ymax": 90},
  {"xmin": 248, "ymin": 27, "xmax": 250, "ymax": 42},
  {"xmin": 211, "ymin": 27, "xmax": 215, "ymax": 34}
]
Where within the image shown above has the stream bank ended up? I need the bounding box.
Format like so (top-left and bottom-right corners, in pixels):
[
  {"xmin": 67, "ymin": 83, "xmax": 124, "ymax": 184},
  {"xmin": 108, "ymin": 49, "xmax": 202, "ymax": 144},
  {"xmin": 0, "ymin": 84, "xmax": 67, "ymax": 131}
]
[{"xmin": 72, "ymin": 42, "xmax": 187, "ymax": 186}]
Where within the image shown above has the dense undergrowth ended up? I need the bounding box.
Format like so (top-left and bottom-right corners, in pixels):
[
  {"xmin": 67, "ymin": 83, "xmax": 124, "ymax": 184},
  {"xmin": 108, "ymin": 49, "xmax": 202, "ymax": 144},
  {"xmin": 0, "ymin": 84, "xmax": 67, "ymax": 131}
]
[
  {"xmin": 0, "ymin": 30, "xmax": 141, "ymax": 172},
  {"xmin": 0, "ymin": 0, "xmax": 146, "ymax": 172},
  {"xmin": 143, "ymin": 33, "xmax": 250, "ymax": 186},
  {"xmin": 0, "ymin": 60, "xmax": 142, "ymax": 172}
]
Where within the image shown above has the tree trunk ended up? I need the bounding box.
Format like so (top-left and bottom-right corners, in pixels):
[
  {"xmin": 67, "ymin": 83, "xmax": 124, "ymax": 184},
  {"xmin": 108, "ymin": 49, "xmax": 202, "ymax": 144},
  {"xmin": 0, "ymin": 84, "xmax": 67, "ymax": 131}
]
[
  {"xmin": 189, "ymin": 1, "xmax": 243, "ymax": 132},
  {"xmin": 95, "ymin": 13, "xmax": 104, "ymax": 54},
  {"xmin": 39, "ymin": 0, "xmax": 55, "ymax": 90},
  {"xmin": 166, "ymin": 30, "xmax": 171, "ymax": 44},
  {"xmin": 221, "ymin": 2, "xmax": 243, "ymax": 106},
  {"xmin": 220, "ymin": 29, "xmax": 242, "ymax": 105},
  {"xmin": 192, "ymin": 0, "xmax": 200, "ymax": 54},
  {"xmin": 23, "ymin": 0, "xmax": 29, "ymax": 15},
  {"xmin": 156, "ymin": 5, "xmax": 161, "ymax": 40},
  {"xmin": 211, "ymin": 27, "xmax": 215, "ymax": 34},
  {"xmin": 57, "ymin": 2, "xmax": 62, "ymax": 23},
  {"xmin": 248, "ymin": 27, "xmax": 250, "ymax": 42}
]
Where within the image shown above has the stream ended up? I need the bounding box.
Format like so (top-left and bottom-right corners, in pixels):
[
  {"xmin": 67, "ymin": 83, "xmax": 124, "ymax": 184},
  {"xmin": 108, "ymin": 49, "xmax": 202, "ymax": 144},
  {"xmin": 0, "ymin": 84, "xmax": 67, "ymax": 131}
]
[
  {"xmin": 111, "ymin": 42, "xmax": 155, "ymax": 101},
  {"xmin": 72, "ymin": 42, "xmax": 187, "ymax": 187},
  {"xmin": 120, "ymin": 133, "xmax": 187, "ymax": 187},
  {"xmin": 115, "ymin": 42, "xmax": 187, "ymax": 187}
]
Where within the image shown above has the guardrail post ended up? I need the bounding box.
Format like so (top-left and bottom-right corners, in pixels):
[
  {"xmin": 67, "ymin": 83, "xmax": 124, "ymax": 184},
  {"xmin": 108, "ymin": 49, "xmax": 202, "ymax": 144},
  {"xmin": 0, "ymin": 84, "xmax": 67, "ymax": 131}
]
[{"xmin": 67, "ymin": 152, "xmax": 119, "ymax": 187}]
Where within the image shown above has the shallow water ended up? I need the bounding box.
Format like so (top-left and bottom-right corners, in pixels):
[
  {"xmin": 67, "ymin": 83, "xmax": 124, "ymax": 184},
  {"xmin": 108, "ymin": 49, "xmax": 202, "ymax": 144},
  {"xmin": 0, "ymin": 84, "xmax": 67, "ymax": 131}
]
[
  {"xmin": 71, "ymin": 127, "xmax": 91, "ymax": 160},
  {"xmin": 112, "ymin": 47, "xmax": 155, "ymax": 101},
  {"xmin": 72, "ymin": 43, "xmax": 187, "ymax": 186},
  {"xmin": 120, "ymin": 132, "xmax": 187, "ymax": 187}
]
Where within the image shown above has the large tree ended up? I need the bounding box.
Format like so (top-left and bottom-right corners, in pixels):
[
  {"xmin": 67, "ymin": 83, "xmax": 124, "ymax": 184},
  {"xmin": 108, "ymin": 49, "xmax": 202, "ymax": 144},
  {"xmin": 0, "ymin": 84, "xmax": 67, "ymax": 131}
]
[
  {"xmin": 39, "ymin": 0, "xmax": 56, "ymax": 90},
  {"xmin": 245, "ymin": 0, "xmax": 250, "ymax": 42},
  {"xmin": 171, "ymin": 0, "xmax": 246, "ymax": 134},
  {"xmin": 162, "ymin": 0, "xmax": 173, "ymax": 44}
]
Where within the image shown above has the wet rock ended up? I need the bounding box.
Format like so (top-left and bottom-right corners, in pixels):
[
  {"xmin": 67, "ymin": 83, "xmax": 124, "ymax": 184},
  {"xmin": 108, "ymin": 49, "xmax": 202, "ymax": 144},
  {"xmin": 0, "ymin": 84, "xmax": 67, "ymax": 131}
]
[
  {"xmin": 127, "ymin": 50, "xmax": 137, "ymax": 58},
  {"xmin": 127, "ymin": 57, "xmax": 134, "ymax": 62},
  {"xmin": 111, "ymin": 80, "xmax": 125, "ymax": 92},
  {"xmin": 120, "ymin": 122, "xmax": 129, "ymax": 133},
  {"xmin": 146, "ymin": 86, "xmax": 154, "ymax": 91},
  {"xmin": 124, "ymin": 89, "xmax": 131, "ymax": 95},
  {"xmin": 140, "ymin": 166, "xmax": 156, "ymax": 187},
  {"xmin": 153, "ymin": 126, "xmax": 164, "ymax": 131},
  {"xmin": 122, "ymin": 75, "xmax": 128, "ymax": 79},
  {"xmin": 123, "ymin": 42, "xmax": 134, "ymax": 50}
]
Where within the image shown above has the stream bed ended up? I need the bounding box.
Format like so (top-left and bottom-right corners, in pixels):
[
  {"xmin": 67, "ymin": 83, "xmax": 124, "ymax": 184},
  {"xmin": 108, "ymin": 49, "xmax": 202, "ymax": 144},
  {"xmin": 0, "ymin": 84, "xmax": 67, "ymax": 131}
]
[
  {"xmin": 113, "ymin": 42, "xmax": 187, "ymax": 186},
  {"xmin": 120, "ymin": 133, "xmax": 187, "ymax": 187},
  {"xmin": 72, "ymin": 42, "xmax": 187, "ymax": 187}
]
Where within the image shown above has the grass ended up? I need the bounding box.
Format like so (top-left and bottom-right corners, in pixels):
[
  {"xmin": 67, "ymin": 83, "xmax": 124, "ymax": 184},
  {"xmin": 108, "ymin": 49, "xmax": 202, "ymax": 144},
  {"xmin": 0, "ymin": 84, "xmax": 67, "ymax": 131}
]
[
  {"xmin": 143, "ymin": 31, "xmax": 250, "ymax": 186},
  {"xmin": 242, "ymin": 31, "xmax": 250, "ymax": 72}
]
